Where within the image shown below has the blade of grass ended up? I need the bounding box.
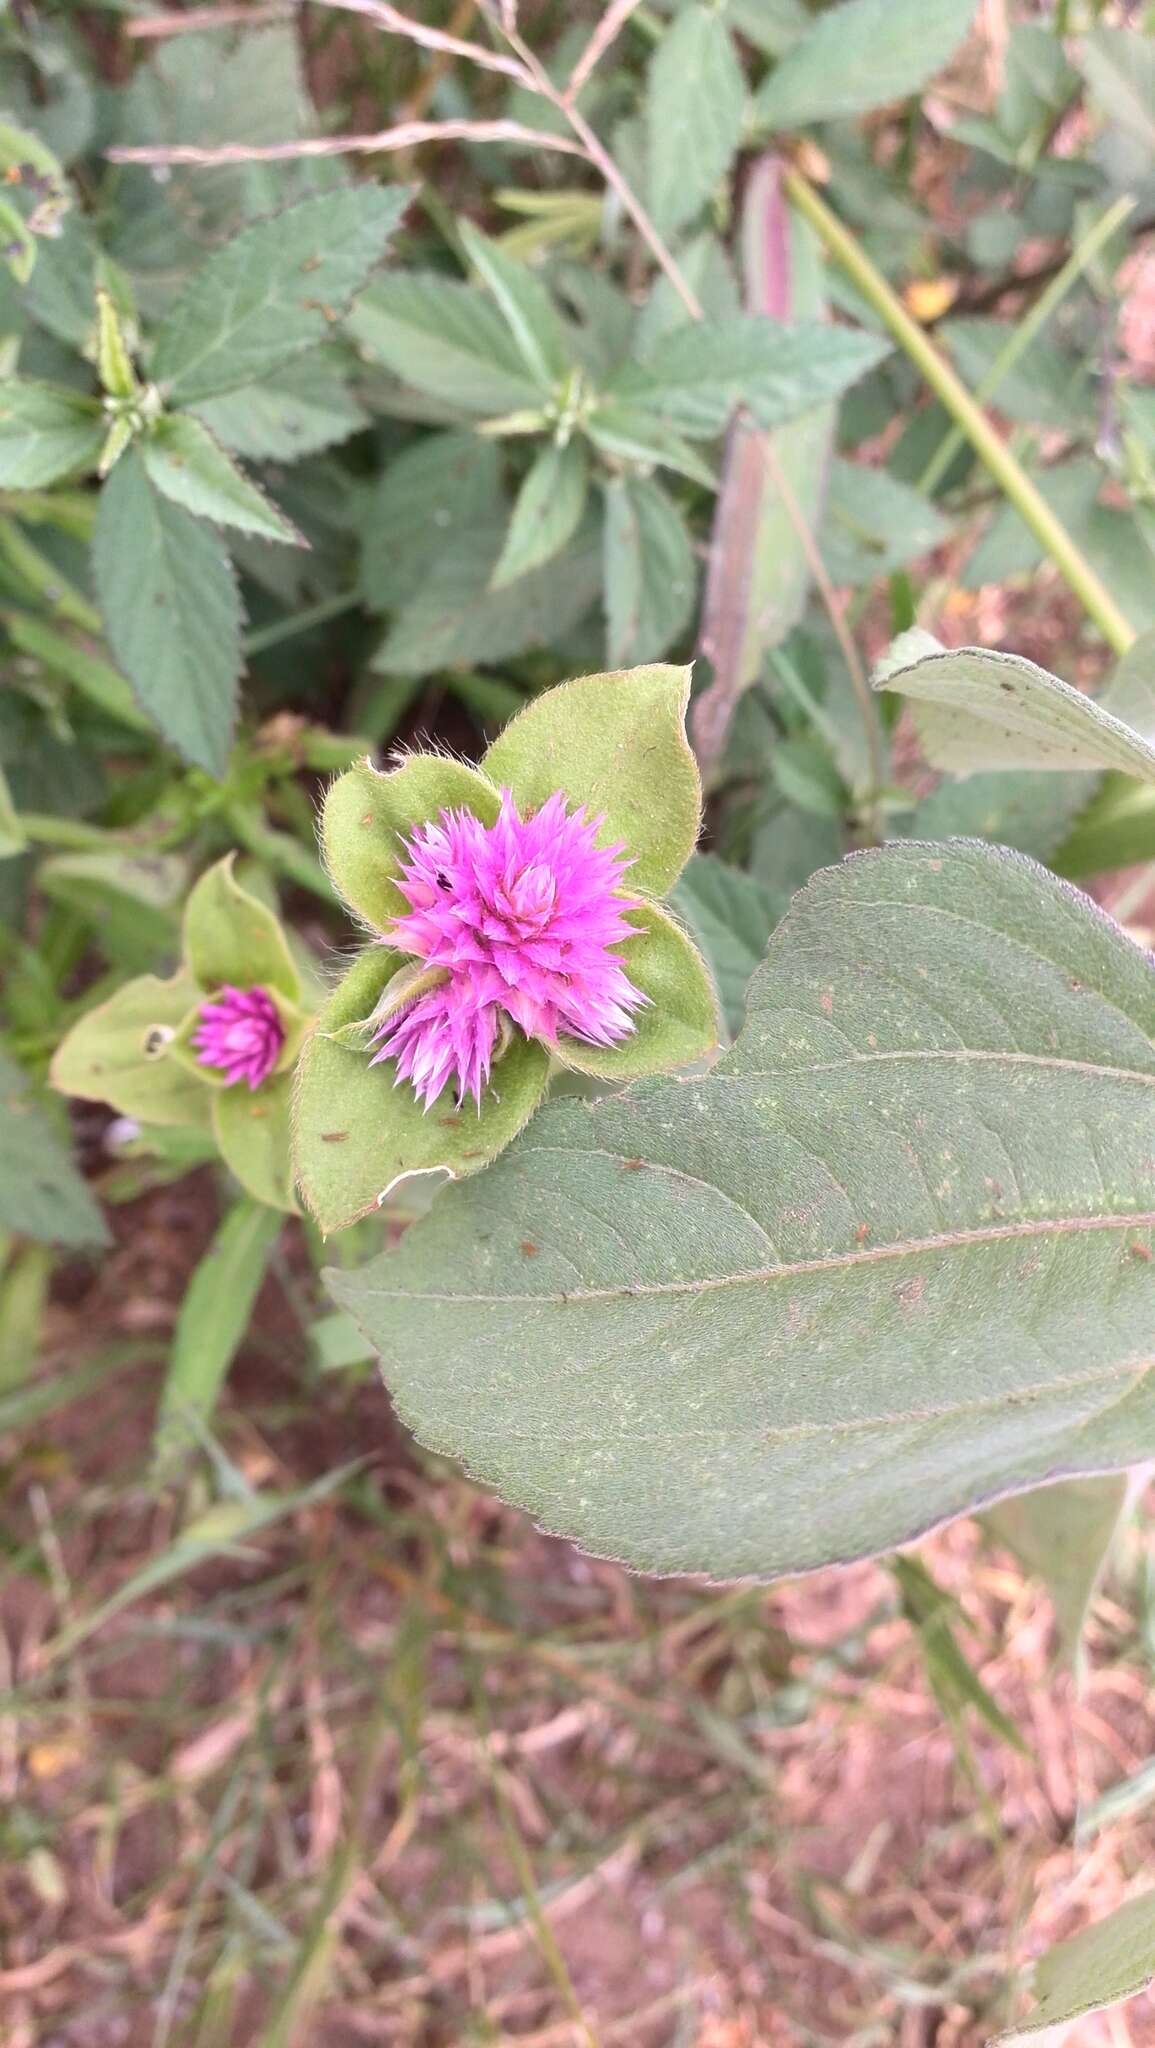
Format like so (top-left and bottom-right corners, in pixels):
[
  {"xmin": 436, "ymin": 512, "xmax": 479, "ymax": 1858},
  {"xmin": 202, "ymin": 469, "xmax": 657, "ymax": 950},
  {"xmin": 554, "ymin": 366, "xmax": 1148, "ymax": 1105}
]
[
  {"xmin": 154, "ymin": 1199, "xmax": 284, "ymax": 1471},
  {"xmin": 784, "ymin": 166, "xmax": 1136, "ymax": 658}
]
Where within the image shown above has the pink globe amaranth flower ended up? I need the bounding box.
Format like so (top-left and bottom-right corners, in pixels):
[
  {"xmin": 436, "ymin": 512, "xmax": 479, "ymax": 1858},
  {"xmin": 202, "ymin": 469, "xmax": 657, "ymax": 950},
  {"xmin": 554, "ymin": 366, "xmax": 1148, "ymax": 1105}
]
[
  {"xmin": 193, "ymin": 984, "xmax": 284, "ymax": 1090},
  {"xmin": 370, "ymin": 789, "xmax": 647, "ymax": 1109}
]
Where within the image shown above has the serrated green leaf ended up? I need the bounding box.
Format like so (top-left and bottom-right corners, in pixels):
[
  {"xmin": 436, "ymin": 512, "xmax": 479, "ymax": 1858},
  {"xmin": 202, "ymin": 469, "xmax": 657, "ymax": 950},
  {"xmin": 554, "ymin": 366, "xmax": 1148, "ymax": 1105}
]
[
  {"xmin": 92, "ymin": 449, "xmax": 243, "ymax": 777},
  {"xmin": 141, "ymin": 415, "xmax": 304, "ymax": 547},
  {"xmin": 322, "ymin": 754, "xmax": 501, "ymax": 931},
  {"xmin": 994, "ymin": 1892, "xmax": 1155, "ymax": 2044},
  {"xmin": 182, "ymin": 854, "xmax": 301, "ymax": 1001},
  {"xmin": 359, "ymin": 431, "xmax": 503, "ymax": 611},
  {"xmin": 156, "ymin": 1197, "xmax": 284, "ymax": 1462},
  {"xmin": 1073, "ymin": 27, "xmax": 1155, "ymax": 162},
  {"xmin": 347, "ymin": 274, "xmax": 546, "ymax": 417},
  {"xmin": 151, "ymin": 186, "xmax": 410, "ymax": 405},
  {"xmin": 374, "ymin": 517, "xmax": 601, "ymax": 675},
  {"xmin": 907, "ymin": 768, "xmax": 1100, "ymax": 864},
  {"xmin": 457, "ymin": 221, "xmax": 571, "ymax": 391},
  {"xmin": 584, "ymin": 403, "xmax": 717, "ymax": 488},
  {"xmin": 491, "ymin": 439, "xmax": 588, "ymax": 589},
  {"xmin": 50, "ymin": 969, "xmax": 210, "ymax": 1126},
  {"xmin": 670, "ymin": 852, "xmax": 778, "ymax": 1038},
  {"xmin": 482, "ymin": 664, "xmax": 700, "ymax": 899},
  {"xmin": 0, "ymin": 380, "xmax": 104, "ymax": 488},
  {"xmin": 0, "ymin": 1046, "xmax": 108, "ymax": 1250},
  {"xmin": 609, "ymin": 317, "xmax": 889, "ymax": 437},
  {"xmin": 877, "ymin": 640, "xmax": 1155, "ymax": 782},
  {"xmin": 293, "ymin": 946, "xmax": 550, "ymax": 1234},
  {"xmin": 603, "ymin": 474, "xmax": 697, "ymax": 667},
  {"xmin": 191, "ymin": 352, "xmax": 368, "ymax": 461},
  {"xmin": 647, "ymin": 6, "xmax": 747, "ymax": 238},
  {"xmin": 754, "ymin": 0, "xmax": 979, "ymax": 129},
  {"xmin": 330, "ymin": 841, "xmax": 1155, "ymax": 1581}
]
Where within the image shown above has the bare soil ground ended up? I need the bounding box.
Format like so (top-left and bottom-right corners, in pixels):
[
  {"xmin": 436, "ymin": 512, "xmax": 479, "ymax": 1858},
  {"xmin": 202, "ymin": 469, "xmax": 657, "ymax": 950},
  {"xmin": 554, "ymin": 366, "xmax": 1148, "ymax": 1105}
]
[{"xmin": 2, "ymin": 1172, "xmax": 1154, "ymax": 2048}]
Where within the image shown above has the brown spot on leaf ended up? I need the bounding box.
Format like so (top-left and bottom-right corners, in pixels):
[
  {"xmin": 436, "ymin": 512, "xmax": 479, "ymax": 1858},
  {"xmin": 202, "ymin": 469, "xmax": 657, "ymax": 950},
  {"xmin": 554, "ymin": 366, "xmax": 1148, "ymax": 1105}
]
[
  {"xmin": 519, "ymin": 1241, "xmax": 539, "ymax": 1258},
  {"xmin": 896, "ymin": 1275, "xmax": 925, "ymax": 1311},
  {"xmin": 320, "ymin": 1131, "xmax": 349, "ymax": 1144}
]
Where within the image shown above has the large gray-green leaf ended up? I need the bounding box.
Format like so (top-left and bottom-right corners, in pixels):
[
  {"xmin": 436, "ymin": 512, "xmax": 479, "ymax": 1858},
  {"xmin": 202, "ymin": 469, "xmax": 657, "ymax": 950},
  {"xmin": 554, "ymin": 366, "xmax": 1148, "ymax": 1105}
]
[
  {"xmin": 93, "ymin": 450, "xmax": 243, "ymax": 778},
  {"xmin": 647, "ymin": 6, "xmax": 747, "ymax": 239},
  {"xmin": 151, "ymin": 186, "xmax": 410, "ymax": 405},
  {"xmin": 0, "ymin": 1047, "xmax": 108, "ymax": 1249},
  {"xmin": 878, "ymin": 640, "xmax": 1155, "ymax": 781},
  {"xmin": 994, "ymin": 1891, "xmax": 1155, "ymax": 2045},
  {"xmin": 332, "ymin": 841, "xmax": 1155, "ymax": 1580},
  {"xmin": 609, "ymin": 317, "xmax": 889, "ymax": 438},
  {"xmin": 754, "ymin": 0, "xmax": 979, "ymax": 129},
  {"xmin": 695, "ymin": 157, "xmax": 833, "ymax": 771}
]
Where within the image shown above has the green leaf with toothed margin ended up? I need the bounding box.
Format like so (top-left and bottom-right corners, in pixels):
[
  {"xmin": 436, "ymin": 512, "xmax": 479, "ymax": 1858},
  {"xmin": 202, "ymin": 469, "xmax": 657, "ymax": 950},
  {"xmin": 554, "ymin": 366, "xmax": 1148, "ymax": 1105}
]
[
  {"xmin": 481, "ymin": 665, "xmax": 701, "ymax": 899},
  {"xmin": 330, "ymin": 840, "xmax": 1155, "ymax": 1581},
  {"xmin": 292, "ymin": 947, "xmax": 550, "ymax": 1235},
  {"xmin": 0, "ymin": 1048, "xmax": 108, "ymax": 1250}
]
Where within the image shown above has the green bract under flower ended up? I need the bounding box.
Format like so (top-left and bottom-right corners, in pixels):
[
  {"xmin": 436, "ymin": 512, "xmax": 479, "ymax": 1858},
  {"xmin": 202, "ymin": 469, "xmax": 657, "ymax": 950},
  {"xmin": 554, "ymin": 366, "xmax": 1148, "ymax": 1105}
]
[
  {"xmin": 52, "ymin": 855, "xmax": 311, "ymax": 1211},
  {"xmin": 294, "ymin": 665, "xmax": 719, "ymax": 1234}
]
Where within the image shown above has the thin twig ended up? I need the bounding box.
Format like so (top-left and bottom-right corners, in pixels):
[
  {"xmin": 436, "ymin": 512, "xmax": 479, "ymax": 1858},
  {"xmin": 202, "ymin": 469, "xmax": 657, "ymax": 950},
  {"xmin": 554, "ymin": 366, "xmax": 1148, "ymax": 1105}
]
[
  {"xmin": 564, "ymin": 0, "xmax": 644, "ymax": 104},
  {"xmin": 310, "ymin": 0, "xmax": 531, "ymax": 83},
  {"xmin": 397, "ymin": 0, "xmax": 479, "ymax": 122},
  {"xmin": 125, "ymin": 2, "xmax": 293, "ymax": 34},
  {"xmin": 108, "ymin": 119, "xmax": 586, "ymax": 167}
]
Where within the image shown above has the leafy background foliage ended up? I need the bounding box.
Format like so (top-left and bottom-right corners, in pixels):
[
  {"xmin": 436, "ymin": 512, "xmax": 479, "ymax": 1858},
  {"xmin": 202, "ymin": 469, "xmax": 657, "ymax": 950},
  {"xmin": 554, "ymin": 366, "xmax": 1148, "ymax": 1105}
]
[{"xmin": 6, "ymin": 1, "xmax": 1155, "ymax": 2040}]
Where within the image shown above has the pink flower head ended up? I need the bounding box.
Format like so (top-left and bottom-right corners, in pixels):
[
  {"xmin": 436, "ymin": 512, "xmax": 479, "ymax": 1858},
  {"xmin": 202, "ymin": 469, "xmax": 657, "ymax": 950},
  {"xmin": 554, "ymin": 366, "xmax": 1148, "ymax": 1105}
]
[
  {"xmin": 370, "ymin": 789, "xmax": 646, "ymax": 1108},
  {"xmin": 193, "ymin": 984, "xmax": 284, "ymax": 1090}
]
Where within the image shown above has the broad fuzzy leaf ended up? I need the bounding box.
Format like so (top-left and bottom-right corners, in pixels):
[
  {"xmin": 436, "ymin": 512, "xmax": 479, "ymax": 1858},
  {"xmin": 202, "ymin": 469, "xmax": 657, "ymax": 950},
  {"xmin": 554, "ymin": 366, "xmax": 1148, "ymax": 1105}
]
[
  {"xmin": 151, "ymin": 186, "xmax": 410, "ymax": 405},
  {"xmin": 0, "ymin": 380, "xmax": 104, "ymax": 488},
  {"xmin": 1, "ymin": 1047, "xmax": 108, "ymax": 1249},
  {"xmin": 754, "ymin": 0, "xmax": 979, "ymax": 129},
  {"xmin": 92, "ymin": 450, "xmax": 243, "ymax": 778},
  {"xmin": 332, "ymin": 841, "xmax": 1155, "ymax": 1581},
  {"xmin": 213, "ymin": 1071, "xmax": 296, "ymax": 1211},
  {"xmin": 293, "ymin": 946, "xmax": 551, "ymax": 1233},
  {"xmin": 481, "ymin": 665, "xmax": 700, "ymax": 899},
  {"xmin": 322, "ymin": 755, "xmax": 501, "ymax": 932},
  {"xmin": 50, "ymin": 970, "xmax": 210, "ymax": 1126},
  {"xmin": 647, "ymin": 6, "xmax": 747, "ymax": 238},
  {"xmin": 878, "ymin": 639, "xmax": 1155, "ymax": 781},
  {"xmin": 182, "ymin": 854, "xmax": 301, "ymax": 1001},
  {"xmin": 141, "ymin": 416, "xmax": 304, "ymax": 546},
  {"xmin": 610, "ymin": 317, "xmax": 889, "ymax": 437},
  {"xmin": 995, "ymin": 1891, "xmax": 1155, "ymax": 2045}
]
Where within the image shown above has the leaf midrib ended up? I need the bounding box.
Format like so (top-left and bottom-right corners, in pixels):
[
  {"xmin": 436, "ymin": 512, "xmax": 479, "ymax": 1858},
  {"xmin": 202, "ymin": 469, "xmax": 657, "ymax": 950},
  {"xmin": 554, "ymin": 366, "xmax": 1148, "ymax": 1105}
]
[{"xmin": 364, "ymin": 1208, "xmax": 1155, "ymax": 1307}]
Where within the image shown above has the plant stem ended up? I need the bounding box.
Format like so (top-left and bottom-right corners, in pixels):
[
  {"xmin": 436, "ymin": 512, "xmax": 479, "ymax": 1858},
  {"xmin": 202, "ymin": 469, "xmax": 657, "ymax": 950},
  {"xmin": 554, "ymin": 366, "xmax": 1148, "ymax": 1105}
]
[
  {"xmin": 784, "ymin": 167, "xmax": 1137, "ymax": 659},
  {"xmin": 242, "ymin": 590, "xmax": 361, "ymax": 658},
  {"xmin": 918, "ymin": 193, "xmax": 1135, "ymax": 495}
]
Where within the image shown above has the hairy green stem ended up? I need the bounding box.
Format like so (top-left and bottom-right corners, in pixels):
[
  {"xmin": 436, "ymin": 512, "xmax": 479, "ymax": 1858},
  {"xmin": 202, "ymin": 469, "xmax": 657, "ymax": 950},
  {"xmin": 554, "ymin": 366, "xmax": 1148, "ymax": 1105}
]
[{"xmin": 784, "ymin": 168, "xmax": 1137, "ymax": 659}]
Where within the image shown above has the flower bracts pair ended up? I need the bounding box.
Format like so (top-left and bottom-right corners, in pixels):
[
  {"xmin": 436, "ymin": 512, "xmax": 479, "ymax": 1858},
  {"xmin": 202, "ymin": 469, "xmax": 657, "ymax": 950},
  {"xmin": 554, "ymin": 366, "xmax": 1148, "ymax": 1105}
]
[
  {"xmin": 52, "ymin": 857, "xmax": 311, "ymax": 1211},
  {"xmin": 294, "ymin": 665, "xmax": 718, "ymax": 1232}
]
